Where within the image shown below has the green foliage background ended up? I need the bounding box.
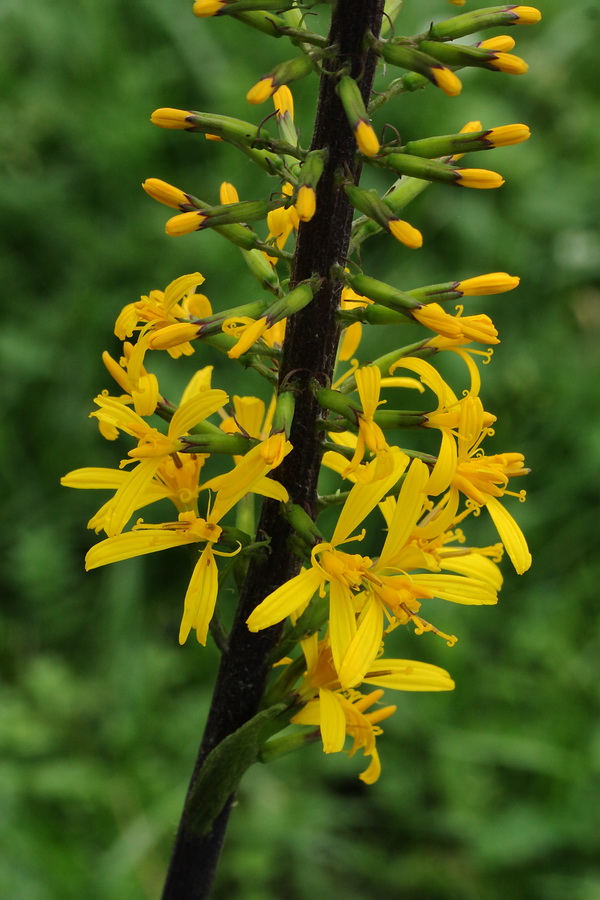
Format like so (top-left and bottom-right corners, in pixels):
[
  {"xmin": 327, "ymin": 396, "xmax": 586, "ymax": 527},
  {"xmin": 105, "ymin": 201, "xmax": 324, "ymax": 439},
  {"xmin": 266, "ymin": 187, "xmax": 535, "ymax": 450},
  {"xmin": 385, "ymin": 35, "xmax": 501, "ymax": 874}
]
[{"xmin": 2, "ymin": 1, "xmax": 600, "ymax": 897}]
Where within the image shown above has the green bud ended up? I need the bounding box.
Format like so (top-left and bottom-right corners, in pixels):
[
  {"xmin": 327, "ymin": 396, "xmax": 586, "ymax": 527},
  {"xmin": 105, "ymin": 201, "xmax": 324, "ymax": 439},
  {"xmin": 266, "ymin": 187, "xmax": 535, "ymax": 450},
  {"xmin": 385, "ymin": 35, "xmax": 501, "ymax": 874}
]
[
  {"xmin": 266, "ymin": 278, "xmax": 320, "ymax": 325},
  {"xmin": 281, "ymin": 502, "xmax": 323, "ymax": 546},
  {"xmin": 241, "ymin": 248, "xmax": 282, "ymax": 295}
]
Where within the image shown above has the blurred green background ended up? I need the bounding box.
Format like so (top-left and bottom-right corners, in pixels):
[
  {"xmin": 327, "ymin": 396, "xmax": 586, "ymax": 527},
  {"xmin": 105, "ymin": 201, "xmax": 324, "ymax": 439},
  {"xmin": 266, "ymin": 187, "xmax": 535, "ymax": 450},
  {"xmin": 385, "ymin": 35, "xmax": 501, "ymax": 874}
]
[{"xmin": 2, "ymin": 1, "xmax": 600, "ymax": 897}]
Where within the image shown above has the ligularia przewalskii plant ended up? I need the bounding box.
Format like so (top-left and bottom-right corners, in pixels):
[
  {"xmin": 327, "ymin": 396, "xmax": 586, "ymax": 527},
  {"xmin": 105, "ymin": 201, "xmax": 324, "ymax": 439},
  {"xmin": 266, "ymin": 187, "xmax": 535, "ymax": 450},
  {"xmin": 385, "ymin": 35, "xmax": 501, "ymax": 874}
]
[{"xmin": 63, "ymin": 1, "xmax": 541, "ymax": 895}]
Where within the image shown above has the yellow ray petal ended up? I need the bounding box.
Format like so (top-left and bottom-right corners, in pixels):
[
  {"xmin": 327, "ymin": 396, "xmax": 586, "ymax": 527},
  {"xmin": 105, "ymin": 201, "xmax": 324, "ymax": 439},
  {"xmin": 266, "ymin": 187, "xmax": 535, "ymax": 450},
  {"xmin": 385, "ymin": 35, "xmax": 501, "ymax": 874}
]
[
  {"xmin": 329, "ymin": 579, "xmax": 359, "ymax": 677},
  {"xmin": 246, "ymin": 567, "xmax": 322, "ymax": 631},
  {"xmin": 378, "ymin": 458, "xmax": 429, "ymax": 568},
  {"xmin": 85, "ymin": 527, "xmax": 199, "ymax": 570},
  {"xmin": 168, "ymin": 389, "xmax": 228, "ymax": 439},
  {"xmin": 331, "ymin": 449, "xmax": 409, "ymax": 546},
  {"xmin": 338, "ymin": 593, "xmax": 383, "ymax": 689},
  {"xmin": 363, "ymin": 659, "xmax": 454, "ymax": 691},
  {"xmin": 61, "ymin": 467, "xmax": 130, "ymax": 490},
  {"xmin": 103, "ymin": 457, "xmax": 164, "ymax": 537},
  {"xmin": 415, "ymin": 573, "xmax": 498, "ymax": 605}
]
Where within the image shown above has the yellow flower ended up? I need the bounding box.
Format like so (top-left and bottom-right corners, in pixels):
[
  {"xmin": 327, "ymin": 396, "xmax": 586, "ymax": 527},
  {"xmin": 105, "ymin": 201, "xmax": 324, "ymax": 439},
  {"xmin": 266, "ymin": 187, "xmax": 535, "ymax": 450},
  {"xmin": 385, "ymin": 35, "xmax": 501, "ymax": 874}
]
[
  {"xmin": 114, "ymin": 273, "xmax": 211, "ymax": 387},
  {"xmin": 247, "ymin": 452, "xmax": 410, "ymax": 674},
  {"xmin": 392, "ymin": 358, "xmax": 531, "ymax": 573},
  {"xmin": 342, "ymin": 366, "xmax": 395, "ymax": 482},
  {"xmin": 290, "ymin": 635, "xmax": 453, "ymax": 783},
  {"xmin": 89, "ymin": 387, "xmax": 227, "ymax": 537},
  {"xmin": 85, "ymin": 435, "xmax": 292, "ymax": 645}
]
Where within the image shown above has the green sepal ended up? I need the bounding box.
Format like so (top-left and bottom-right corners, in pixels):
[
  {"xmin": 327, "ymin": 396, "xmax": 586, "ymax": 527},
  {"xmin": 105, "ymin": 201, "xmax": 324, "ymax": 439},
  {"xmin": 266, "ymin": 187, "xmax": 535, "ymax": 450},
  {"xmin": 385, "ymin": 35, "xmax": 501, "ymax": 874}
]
[
  {"xmin": 345, "ymin": 273, "xmax": 422, "ymax": 313},
  {"xmin": 231, "ymin": 10, "xmax": 288, "ymax": 36},
  {"xmin": 259, "ymin": 729, "xmax": 320, "ymax": 764},
  {"xmin": 265, "ymin": 53, "xmax": 314, "ymax": 90},
  {"xmin": 199, "ymin": 198, "xmax": 283, "ymax": 229},
  {"xmin": 373, "ymin": 410, "xmax": 428, "ymax": 429},
  {"xmin": 186, "ymin": 703, "xmax": 292, "ymax": 836},
  {"xmin": 271, "ymin": 390, "xmax": 296, "ymax": 437},
  {"xmin": 338, "ymin": 304, "xmax": 407, "ymax": 326},
  {"xmin": 404, "ymin": 281, "xmax": 463, "ymax": 304},
  {"xmin": 343, "ymin": 183, "xmax": 398, "ymax": 232},
  {"xmin": 419, "ymin": 40, "xmax": 503, "ymax": 71},
  {"xmin": 337, "ymin": 75, "xmax": 371, "ymax": 130},
  {"xmin": 376, "ymin": 39, "xmax": 453, "ymax": 86},
  {"xmin": 195, "ymin": 299, "xmax": 270, "ymax": 337},
  {"xmin": 179, "ymin": 433, "xmax": 259, "ymax": 455},
  {"xmin": 402, "ymin": 131, "xmax": 496, "ymax": 158},
  {"xmin": 298, "ymin": 149, "xmax": 326, "ymax": 190},
  {"xmin": 428, "ymin": 8, "xmax": 530, "ymax": 41},
  {"xmin": 266, "ymin": 277, "xmax": 320, "ymax": 325},
  {"xmin": 313, "ymin": 385, "xmax": 361, "ymax": 423},
  {"xmin": 374, "ymin": 152, "xmax": 459, "ymax": 184}
]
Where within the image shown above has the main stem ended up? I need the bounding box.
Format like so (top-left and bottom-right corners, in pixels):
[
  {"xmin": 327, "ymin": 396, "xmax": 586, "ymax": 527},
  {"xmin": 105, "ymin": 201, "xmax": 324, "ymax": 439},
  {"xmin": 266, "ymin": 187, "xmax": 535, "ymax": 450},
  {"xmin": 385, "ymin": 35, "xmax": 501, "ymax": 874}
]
[{"xmin": 161, "ymin": 3, "xmax": 384, "ymax": 897}]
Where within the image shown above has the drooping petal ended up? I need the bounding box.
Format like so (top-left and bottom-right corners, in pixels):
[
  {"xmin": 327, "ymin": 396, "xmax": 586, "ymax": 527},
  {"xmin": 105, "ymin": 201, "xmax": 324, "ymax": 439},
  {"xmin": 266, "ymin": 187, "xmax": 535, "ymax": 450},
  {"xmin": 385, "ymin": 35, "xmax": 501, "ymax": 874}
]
[
  {"xmin": 318, "ymin": 688, "xmax": 346, "ymax": 753},
  {"xmin": 486, "ymin": 495, "xmax": 532, "ymax": 574},
  {"xmin": 179, "ymin": 545, "xmax": 218, "ymax": 645}
]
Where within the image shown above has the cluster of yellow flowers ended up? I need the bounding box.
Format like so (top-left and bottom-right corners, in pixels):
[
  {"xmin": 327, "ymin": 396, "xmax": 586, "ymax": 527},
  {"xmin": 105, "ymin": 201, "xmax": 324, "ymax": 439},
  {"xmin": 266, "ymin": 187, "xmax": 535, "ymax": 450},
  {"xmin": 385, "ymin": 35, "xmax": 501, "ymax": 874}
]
[{"xmin": 64, "ymin": 2, "xmax": 540, "ymax": 783}]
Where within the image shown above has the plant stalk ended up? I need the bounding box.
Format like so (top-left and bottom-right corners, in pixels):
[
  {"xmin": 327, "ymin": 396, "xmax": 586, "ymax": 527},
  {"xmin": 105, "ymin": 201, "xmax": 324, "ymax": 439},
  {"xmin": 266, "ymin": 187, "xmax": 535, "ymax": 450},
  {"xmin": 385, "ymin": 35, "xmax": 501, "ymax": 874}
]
[{"xmin": 161, "ymin": 2, "xmax": 385, "ymax": 896}]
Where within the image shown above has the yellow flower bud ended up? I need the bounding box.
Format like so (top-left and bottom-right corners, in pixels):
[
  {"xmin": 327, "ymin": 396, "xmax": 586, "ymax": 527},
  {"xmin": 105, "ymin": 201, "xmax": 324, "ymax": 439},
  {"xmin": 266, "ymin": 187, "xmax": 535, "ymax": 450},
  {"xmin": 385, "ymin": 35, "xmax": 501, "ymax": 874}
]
[
  {"xmin": 430, "ymin": 67, "xmax": 462, "ymax": 97},
  {"xmin": 388, "ymin": 219, "xmax": 423, "ymax": 249},
  {"xmin": 295, "ymin": 185, "xmax": 316, "ymax": 223},
  {"xmin": 142, "ymin": 178, "xmax": 188, "ymax": 210},
  {"xmin": 511, "ymin": 6, "xmax": 542, "ymax": 24},
  {"xmin": 165, "ymin": 211, "xmax": 208, "ymax": 236},
  {"xmin": 151, "ymin": 107, "xmax": 193, "ymax": 129},
  {"xmin": 247, "ymin": 76, "xmax": 276, "ymax": 105},
  {"xmin": 355, "ymin": 121, "xmax": 380, "ymax": 157},
  {"xmin": 488, "ymin": 52, "xmax": 528, "ymax": 75},
  {"xmin": 455, "ymin": 169, "xmax": 505, "ymax": 189}
]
